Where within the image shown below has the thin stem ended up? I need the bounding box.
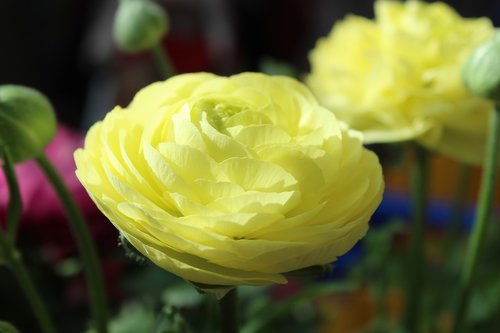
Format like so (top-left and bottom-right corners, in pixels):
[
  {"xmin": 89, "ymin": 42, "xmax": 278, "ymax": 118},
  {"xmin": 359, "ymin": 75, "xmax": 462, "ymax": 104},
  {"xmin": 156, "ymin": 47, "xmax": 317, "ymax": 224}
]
[
  {"xmin": 219, "ymin": 288, "xmax": 239, "ymax": 333},
  {"xmin": 35, "ymin": 154, "xmax": 108, "ymax": 333},
  {"xmin": 449, "ymin": 163, "xmax": 472, "ymax": 236},
  {"xmin": 151, "ymin": 44, "xmax": 175, "ymax": 79},
  {"xmin": 403, "ymin": 144, "xmax": 428, "ymax": 333},
  {"xmin": 442, "ymin": 163, "xmax": 472, "ymax": 256},
  {"xmin": 0, "ymin": 147, "xmax": 22, "ymax": 242},
  {"xmin": 451, "ymin": 109, "xmax": 500, "ymax": 333},
  {"xmin": 0, "ymin": 233, "xmax": 56, "ymax": 333}
]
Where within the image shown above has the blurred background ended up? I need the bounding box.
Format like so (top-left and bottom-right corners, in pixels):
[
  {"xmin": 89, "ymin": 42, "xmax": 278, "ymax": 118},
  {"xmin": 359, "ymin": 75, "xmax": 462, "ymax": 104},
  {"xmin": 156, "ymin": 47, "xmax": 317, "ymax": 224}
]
[
  {"xmin": 1, "ymin": 1, "xmax": 500, "ymax": 332},
  {"xmin": 1, "ymin": 0, "xmax": 499, "ymax": 128}
]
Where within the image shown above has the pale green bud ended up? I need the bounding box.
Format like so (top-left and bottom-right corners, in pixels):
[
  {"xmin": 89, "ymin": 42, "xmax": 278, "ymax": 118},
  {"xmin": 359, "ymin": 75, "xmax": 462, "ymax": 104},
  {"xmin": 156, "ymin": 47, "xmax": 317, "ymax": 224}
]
[
  {"xmin": 462, "ymin": 32, "xmax": 500, "ymax": 105},
  {"xmin": 113, "ymin": 0, "xmax": 169, "ymax": 53},
  {"xmin": 0, "ymin": 85, "xmax": 56, "ymax": 163}
]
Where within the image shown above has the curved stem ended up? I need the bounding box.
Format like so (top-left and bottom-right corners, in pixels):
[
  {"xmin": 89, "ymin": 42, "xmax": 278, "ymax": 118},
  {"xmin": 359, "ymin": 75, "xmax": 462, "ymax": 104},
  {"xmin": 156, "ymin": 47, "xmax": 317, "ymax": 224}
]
[
  {"xmin": 403, "ymin": 144, "xmax": 428, "ymax": 333},
  {"xmin": 219, "ymin": 288, "xmax": 239, "ymax": 333},
  {"xmin": 35, "ymin": 154, "xmax": 108, "ymax": 333},
  {"xmin": 0, "ymin": 228, "xmax": 56, "ymax": 333},
  {"xmin": 0, "ymin": 147, "xmax": 22, "ymax": 242},
  {"xmin": 451, "ymin": 109, "xmax": 500, "ymax": 333},
  {"xmin": 151, "ymin": 43, "xmax": 175, "ymax": 79}
]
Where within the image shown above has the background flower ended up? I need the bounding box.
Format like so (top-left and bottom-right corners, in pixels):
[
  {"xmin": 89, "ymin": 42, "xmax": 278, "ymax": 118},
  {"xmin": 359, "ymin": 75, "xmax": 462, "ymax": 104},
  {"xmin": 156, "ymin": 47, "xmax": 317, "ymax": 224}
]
[
  {"xmin": 75, "ymin": 72, "xmax": 384, "ymax": 288},
  {"xmin": 307, "ymin": 0, "xmax": 494, "ymax": 164}
]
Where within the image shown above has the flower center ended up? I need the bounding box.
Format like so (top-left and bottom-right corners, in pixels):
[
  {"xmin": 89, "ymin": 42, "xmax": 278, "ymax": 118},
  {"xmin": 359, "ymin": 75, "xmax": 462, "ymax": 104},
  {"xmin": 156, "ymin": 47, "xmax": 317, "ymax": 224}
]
[{"xmin": 193, "ymin": 98, "xmax": 247, "ymax": 133}]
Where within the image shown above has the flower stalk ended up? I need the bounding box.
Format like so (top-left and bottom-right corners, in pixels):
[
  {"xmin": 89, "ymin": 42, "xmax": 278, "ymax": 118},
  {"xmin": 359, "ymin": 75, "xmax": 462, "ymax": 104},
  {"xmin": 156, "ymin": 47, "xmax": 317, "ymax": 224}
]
[
  {"xmin": 451, "ymin": 107, "xmax": 500, "ymax": 333},
  {"xmin": 404, "ymin": 144, "xmax": 428, "ymax": 333},
  {"xmin": 0, "ymin": 148, "xmax": 21, "ymax": 242},
  {"xmin": 0, "ymin": 234, "xmax": 57, "ymax": 333},
  {"xmin": 450, "ymin": 164, "xmax": 472, "ymax": 232},
  {"xmin": 152, "ymin": 43, "xmax": 175, "ymax": 79},
  {"xmin": 1, "ymin": 147, "xmax": 56, "ymax": 333},
  {"xmin": 35, "ymin": 153, "xmax": 108, "ymax": 333},
  {"xmin": 219, "ymin": 288, "xmax": 239, "ymax": 333}
]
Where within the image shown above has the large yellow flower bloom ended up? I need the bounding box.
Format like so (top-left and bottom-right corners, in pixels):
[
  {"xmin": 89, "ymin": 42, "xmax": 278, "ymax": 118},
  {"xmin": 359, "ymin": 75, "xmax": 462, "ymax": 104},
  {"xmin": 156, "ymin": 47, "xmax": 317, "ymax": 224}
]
[
  {"xmin": 75, "ymin": 73, "xmax": 383, "ymax": 291},
  {"xmin": 307, "ymin": 0, "xmax": 494, "ymax": 164}
]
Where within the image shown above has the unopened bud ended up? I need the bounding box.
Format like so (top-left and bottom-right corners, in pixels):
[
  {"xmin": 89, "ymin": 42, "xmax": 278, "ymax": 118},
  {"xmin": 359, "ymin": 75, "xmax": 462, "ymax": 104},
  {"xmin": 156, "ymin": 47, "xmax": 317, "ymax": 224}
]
[
  {"xmin": 113, "ymin": 0, "xmax": 169, "ymax": 53},
  {"xmin": 462, "ymin": 32, "xmax": 500, "ymax": 105},
  {"xmin": 0, "ymin": 85, "xmax": 56, "ymax": 163}
]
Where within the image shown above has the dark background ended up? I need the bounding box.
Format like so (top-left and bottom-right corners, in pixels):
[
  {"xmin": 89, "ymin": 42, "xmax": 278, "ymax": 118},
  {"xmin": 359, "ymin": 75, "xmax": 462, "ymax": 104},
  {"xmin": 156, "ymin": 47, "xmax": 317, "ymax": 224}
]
[{"xmin": 1, "ymin": 0, "xmax": 499, "ymax": 128}]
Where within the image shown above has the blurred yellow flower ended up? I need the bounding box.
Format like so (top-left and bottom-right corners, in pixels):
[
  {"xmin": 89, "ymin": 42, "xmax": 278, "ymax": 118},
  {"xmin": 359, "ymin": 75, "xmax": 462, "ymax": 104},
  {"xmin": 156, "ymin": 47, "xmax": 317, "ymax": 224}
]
[
  {"xmin": 75, "ymin": 73, "xmax": 383, "ymax": 291},
  {"xmin": 307, "ymin": 0, "xmax": 494, "ymax": 164}
]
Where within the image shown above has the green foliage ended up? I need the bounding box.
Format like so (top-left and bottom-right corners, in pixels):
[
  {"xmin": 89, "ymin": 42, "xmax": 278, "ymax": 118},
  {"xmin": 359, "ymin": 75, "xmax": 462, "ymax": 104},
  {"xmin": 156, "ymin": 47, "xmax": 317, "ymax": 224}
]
[
  {"xmin": 153, "ymin": 306, "xmax": 192, "ymax": 333},
  {"xmin": 86, "ymin": 303, "xmax": 155, "ymax": 333},
  {"xmin": 0, "ymin": 321, "xmax": 19, "ymax": 333}
]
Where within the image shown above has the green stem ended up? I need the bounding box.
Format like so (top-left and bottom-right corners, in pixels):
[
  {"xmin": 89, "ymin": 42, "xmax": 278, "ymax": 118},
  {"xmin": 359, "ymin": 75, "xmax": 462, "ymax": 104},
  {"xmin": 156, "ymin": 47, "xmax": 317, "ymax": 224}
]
[
  {"xmin": 0, "ymin": 231, "xmax": 56, "ymax": 333},
  {"xmin": 451, "ymin": 108, "xmax": 500, "ymax": 333},
  {"xmin": 35, "ymin": 154, "xmax": 108, "ymax": 333},
  {"xmin": 403, "ymin": 144, "xmax": 428, "ymax": 333},
  {"xmin": 151, "ymin": 44, "xmax": 175, "ymax": 79},
  {"xmin": 442, "ymin": 163, "xmax": 472, "ymax": 256},
  {"xmin": 449, "ymin": 164, "xmax": 472, "ymax": 236},
  {"xmin": 219, "ymin": 288, "xmax": 239, "ymax": 333},
  {"xmin": 0, "ymin": 147, "xmax": 22, "ymax": 242}
]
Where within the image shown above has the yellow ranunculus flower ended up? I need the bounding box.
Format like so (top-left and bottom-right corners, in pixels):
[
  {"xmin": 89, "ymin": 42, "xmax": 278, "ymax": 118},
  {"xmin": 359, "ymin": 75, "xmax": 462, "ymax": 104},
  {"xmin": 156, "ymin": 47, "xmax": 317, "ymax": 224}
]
[
  {"xmin": 307, "ymin": 0, "xmax": 494, "ymax": 164},
  {"xmin": 75, "ymin": 73, "xmax": 383, "ymax": 292}
]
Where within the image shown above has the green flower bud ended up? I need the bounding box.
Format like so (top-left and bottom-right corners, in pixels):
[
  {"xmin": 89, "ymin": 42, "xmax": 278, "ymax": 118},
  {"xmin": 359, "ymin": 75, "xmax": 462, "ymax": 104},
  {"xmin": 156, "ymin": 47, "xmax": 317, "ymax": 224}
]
[
  {"xmin": 0, "ymin": 85, "xmax": 56, "ymax": 163},
  {"xmin": 113, "ymin": 0, "xmax": 169, "ymax": 53},
  {"xmin": 462, "ymin": 32, "xmax": 500, "ymax": 105}
]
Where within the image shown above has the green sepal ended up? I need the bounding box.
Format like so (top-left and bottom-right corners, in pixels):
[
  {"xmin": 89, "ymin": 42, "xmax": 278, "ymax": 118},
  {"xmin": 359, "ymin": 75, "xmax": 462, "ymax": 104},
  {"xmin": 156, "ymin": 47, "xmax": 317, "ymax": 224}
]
[
  {"xmin": 284, "ymin": 264, "xmax": 333, "ymax": 278},
  {"xmin": 187, "ymin": 280, "xmax": 234, "ymax": 300},
  {"xmin": 118, "ymin": 233, "xmax": 148, "ymax": 265}
]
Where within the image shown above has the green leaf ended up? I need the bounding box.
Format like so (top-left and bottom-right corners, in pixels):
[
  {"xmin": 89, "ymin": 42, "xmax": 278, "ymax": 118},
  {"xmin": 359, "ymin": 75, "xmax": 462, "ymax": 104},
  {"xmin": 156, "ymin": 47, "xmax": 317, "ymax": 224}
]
[{"xmin": 0, "ymin": 321, "xmax": 20, "ymax": 333}]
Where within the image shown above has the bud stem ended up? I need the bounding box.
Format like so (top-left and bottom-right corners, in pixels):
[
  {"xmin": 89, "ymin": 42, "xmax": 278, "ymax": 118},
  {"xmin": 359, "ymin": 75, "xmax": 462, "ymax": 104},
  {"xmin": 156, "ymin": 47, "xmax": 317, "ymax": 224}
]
[
  {"xmin": 0, "ymin": 235, "xmax": 56, "ymax": 333},
  {"xmin": 451, "ymin": 107, "xmax": 500, "ymax": 333},
  {"xmin": 403, "ymin": 144, "xmax": 429, "ymax": 333},
  {"xmin": 219, "ymin": 288, "xmax": 239, "ymax": 333},
  {"xmin": 35, "ymin": 154, "xmax": 109, "ymax": 333},
  {"xmin": 0, "ymin": 147, "xmax": 22, "ymax": 242},
  {"xmin": 152, "ymin": 43, "xmax": 175, "ymax": 79}
]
